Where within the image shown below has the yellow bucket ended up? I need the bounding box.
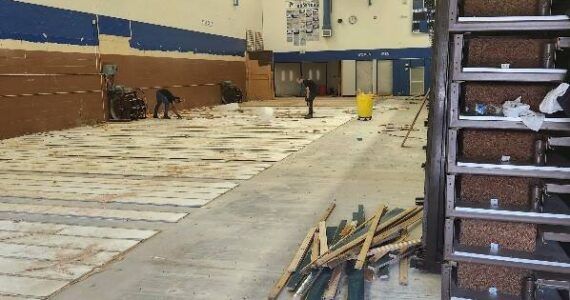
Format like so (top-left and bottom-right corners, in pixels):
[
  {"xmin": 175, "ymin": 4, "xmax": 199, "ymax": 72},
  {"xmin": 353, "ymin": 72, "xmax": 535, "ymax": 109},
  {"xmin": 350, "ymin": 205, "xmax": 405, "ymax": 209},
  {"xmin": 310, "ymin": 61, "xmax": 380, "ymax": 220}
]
[{"xmin": 356, "ymin": 93, "xmax": 374, "ymax": 120}]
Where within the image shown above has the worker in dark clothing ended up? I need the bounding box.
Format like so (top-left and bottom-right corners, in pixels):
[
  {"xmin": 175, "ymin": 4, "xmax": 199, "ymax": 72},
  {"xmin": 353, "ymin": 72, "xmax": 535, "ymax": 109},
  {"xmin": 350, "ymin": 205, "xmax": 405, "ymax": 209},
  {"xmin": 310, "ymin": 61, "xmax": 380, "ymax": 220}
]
[
  {"xmin": 297, "ymin": 78, "xmax": 319, "ymax": 119},
  {"xmin": 153, "ymin": 89, "xmax": 182, "ymax": 119}
]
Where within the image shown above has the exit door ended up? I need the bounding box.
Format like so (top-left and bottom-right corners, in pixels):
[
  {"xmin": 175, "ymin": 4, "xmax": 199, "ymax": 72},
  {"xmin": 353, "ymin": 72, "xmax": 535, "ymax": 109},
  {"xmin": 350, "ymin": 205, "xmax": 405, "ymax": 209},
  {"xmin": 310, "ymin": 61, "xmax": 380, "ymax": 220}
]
[{"xmin": 393, "ymin": 60, "xmax": 410, "ymax": 96}]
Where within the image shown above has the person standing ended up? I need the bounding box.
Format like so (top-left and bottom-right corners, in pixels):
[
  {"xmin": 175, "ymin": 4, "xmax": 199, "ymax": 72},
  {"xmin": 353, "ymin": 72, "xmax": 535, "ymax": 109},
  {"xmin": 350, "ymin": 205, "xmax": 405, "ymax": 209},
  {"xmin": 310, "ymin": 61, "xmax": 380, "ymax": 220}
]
[
  {"xmin": 153, "ymin": 89, "xmax": 182, "ymax": 119},
  {"xmin": 296, "ymin": 78, "xmax": 319, "ymax": 119}
]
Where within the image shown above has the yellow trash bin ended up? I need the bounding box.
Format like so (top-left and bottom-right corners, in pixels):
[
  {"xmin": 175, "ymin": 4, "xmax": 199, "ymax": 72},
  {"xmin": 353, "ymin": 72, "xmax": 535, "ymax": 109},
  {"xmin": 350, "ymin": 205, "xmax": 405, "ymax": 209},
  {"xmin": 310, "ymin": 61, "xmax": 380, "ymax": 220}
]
[{"xmin": 356, "ymin": 93, "xmax": 374, "ymax": 121}]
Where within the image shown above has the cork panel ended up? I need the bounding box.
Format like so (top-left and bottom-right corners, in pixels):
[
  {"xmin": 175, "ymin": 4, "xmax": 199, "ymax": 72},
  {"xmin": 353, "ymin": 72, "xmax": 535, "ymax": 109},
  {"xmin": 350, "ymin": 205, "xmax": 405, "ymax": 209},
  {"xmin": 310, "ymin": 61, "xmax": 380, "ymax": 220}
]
[
  {"xmin": 460, "ymin": 130, "xmax": 541, "ymax": 163},
  {"xmin": 457, "ymin": 262, "xmax": 531, "ymax": 296},
  {"xmin": 459, "ymin": 219, "xmax": 537, "ymax": 252},
  {"xmin": 462, "ymin": 0, "xmax": 542, "ymax": 17},
  {"xmin": 463, "ymin": 83, "xmax": 552, "ymax": 113},
  {"xmin": 459, "ymin": 175, "xmax": 538, "ymax": 207},
  {"xmin": 466, "ymin": 37, "xmax": 550, "ymax": 68}
]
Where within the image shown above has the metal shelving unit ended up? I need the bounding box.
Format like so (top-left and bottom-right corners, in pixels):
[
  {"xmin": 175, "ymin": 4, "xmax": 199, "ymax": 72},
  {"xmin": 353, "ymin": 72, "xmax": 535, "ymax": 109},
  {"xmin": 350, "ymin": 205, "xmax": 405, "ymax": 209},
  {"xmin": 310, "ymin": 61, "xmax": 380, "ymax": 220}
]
[{"xmin": 422, "ymin": 0, "xmax": 570, "ymax": 298}]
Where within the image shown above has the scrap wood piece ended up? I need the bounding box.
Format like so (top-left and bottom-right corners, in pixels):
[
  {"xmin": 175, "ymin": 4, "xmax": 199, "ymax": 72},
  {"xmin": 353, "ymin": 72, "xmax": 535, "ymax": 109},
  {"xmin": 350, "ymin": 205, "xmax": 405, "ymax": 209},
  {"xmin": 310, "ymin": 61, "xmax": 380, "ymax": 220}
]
[
  {"xmin": 268, "ymin": 202, "xmax": 336, "ymax": 300},
  {"xmin": 399, "ymin": 245, "xmax": 410, "ymax": 286},
  {"xmin": 319, "ymin": 221, "xmax": 328, "ymax": 255},
  {"xmin": 346, "ymin": 261, "xmax": 365, "ymax": 300},
  {"xmin": 310, "ymin": 207, "xmax": 421, "ymax": 270},
  {"xmin": 369, "ymin": 239, "xmax": 422, "ymax": 263},
  {"xmin": 287, "ymin": 227, "xmax": 317, "ymax": 272},
  {"xmin": 323, "ymin": 264, "xmax": 344, "ymax": 300},
  {"xmin": 325, "ymin": 229, "xmax": 404, "ymax": 268},
  {"xmin": 305, "ymin": 268, "xmax": 333, "ymax": 300},
  {"xmin": 355, "ymin": 204, "xmax": 387, "ymax": 270},
  {"xmin": 331, "ymin": 220, "xmax": 347, "ymax": 244},
  {"xmin": 293, "ymin": 270, "xmax": 321, "ymax": 300},
  {"xmin": 311, "ymin": 232, "xmax": 320, "ymax": 261}
]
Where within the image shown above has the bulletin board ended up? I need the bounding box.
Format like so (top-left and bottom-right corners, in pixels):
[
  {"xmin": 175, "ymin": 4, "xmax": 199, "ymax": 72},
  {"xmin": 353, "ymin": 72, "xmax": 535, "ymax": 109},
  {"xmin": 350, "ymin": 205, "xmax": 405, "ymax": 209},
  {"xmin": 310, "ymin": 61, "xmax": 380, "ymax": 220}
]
[{"xmin": 286, "ymin": 0, "xmax": 320, "ymax": 46}]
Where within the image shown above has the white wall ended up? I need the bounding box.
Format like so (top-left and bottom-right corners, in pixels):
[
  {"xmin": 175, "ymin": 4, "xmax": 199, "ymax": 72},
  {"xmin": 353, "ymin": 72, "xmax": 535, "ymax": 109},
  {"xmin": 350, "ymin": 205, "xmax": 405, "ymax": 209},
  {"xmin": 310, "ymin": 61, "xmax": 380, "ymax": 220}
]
[
  {"xmin": 16, "ymin": 0, "xmax": 263, "ymax": 39},
  {"xmin": 263, "ymin": 0, "xmax": 430, "ymax": 52}
]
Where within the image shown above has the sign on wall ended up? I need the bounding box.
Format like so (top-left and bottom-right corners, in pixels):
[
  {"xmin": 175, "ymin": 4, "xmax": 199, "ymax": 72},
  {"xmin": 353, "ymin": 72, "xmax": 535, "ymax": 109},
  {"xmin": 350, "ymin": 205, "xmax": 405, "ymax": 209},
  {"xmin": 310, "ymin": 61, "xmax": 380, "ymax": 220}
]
[{"xmin": 286, "ymin": 0, "xmax": 320, "ymax": 46}]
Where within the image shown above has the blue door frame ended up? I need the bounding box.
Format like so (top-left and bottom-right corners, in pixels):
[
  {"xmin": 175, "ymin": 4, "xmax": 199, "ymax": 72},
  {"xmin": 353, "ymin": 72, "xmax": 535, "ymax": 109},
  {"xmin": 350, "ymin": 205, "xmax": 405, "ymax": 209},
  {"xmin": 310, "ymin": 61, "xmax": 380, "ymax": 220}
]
[{"xmin": 393, "ymin": 60, "xmax": 411, "ymax": 96}]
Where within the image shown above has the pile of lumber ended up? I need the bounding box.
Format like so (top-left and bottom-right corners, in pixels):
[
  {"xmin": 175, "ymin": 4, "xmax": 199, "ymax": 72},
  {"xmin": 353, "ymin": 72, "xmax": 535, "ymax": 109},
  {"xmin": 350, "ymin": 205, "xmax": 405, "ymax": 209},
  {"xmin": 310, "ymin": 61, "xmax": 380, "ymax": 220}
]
[{"xmin": 268, "ymin": 203, "xmax": 423, "ymax": 300}]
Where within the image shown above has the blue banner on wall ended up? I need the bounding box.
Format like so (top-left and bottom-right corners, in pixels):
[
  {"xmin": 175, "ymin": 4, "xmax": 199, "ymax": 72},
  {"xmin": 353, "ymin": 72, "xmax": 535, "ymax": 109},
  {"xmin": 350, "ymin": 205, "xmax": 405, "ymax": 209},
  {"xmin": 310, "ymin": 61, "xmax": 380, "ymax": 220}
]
[{"xmin": 0, "ymin": 0, "xmax": 246, "ymax": 56}]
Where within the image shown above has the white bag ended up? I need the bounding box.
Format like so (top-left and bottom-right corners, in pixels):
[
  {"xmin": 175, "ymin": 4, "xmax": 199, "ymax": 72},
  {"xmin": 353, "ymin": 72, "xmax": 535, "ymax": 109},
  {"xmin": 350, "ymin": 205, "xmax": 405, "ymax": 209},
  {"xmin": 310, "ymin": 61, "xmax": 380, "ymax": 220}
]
[
  {"xmin": 540, "ymin": 83, "xmax": 568, "ymax": 114},
  {"xmin": 503, "ymin": 97, "xmax": 530, "ymax": 118}
]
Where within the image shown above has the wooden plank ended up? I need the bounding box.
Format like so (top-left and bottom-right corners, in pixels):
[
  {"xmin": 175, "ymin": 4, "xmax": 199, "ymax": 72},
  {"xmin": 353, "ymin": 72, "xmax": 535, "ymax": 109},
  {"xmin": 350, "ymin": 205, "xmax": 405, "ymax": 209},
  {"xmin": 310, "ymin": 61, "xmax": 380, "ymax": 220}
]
[
  {"xmin": 286, "ymin": 227, "xmax": 317, "ymax": 272},
  {"xmin": 0, "ymin": 274, "xmax": 68, "ymax": 298},
  {"xmin": 268, "ymin": 202, "xmax": 336, "ymax": 300},
  {"xmin": 313, "ymin": 207, "xmax": 421, "ymax": 268},
  {"xmin": 0, "ymin": 203, "xmax": 187, "ymax": 223},
  {"xmin": 318, "ymin": 221, "xmax": 328, "ymax": 255},
  {"xmin": 0, "ymin": 221, "xmax": 156, "ymax": 240},
  {"xmin": 322, "ymin": 264, "xmax": 343, "ymax": 300},
  {"xmin": 311, "ymin": 232, "xmax": 320, "ymax": 262},
  {"xmin": 354, "ymin": 205, "xmax": 387, "ymax": 270},
  {"xmin": 0, "ymin": 256, "xmax": 92, "ymax": 281},
  {"xmin": 3, "ymin": 233, "xmax": 139, "ymax": 252},
  {"xmin": 0, "ymin": 242, "xmax": 119, "ymax": 266}
]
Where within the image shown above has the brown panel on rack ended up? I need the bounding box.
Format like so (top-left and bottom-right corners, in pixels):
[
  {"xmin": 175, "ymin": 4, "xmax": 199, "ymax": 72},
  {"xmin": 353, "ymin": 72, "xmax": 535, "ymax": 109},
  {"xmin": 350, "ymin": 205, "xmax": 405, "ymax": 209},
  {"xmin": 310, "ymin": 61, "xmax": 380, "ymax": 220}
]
[
  {"xmin": 462, "ymin": 0, "xmax": 542, "ymax": 17},
  {"xmin": 464, "ymin": 83, "xmax": 553, "ymax": 113},
  {"xmin": 457, "ymin": 262, "xmax": 531, "ymax": 296},
  {"xmin": 461, "ymin": 130, "xmax": 542, "ymax": 163},
  {"xmin": 459, "ymin": 175, "xmax": 539, "ymax": 207},
  {"xmin": 466, "ymin": 37, "xmax": 551, "ymax": 68},
  {"xmin": 101, "ymin": 54, "xmax": 246, "ymax": 111},
  {"xmin": 459, "ymin": 219, "xmax": 538, "ymax": 252}
]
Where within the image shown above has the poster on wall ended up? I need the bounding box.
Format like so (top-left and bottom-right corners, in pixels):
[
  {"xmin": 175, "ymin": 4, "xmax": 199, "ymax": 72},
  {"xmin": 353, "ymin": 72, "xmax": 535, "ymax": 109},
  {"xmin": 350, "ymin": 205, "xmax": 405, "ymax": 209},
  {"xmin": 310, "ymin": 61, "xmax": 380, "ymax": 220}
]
[{"xmin": 286, "ymin": 0, "xmax": 320, "ymax": 45}]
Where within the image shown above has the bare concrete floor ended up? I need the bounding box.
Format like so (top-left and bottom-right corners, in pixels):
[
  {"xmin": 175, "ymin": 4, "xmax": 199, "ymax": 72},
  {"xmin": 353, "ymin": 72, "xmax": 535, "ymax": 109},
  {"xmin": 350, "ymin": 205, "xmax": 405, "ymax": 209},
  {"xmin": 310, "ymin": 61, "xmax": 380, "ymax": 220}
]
[{"xmin": 51, "ymin": 97, "xmax": 440, "ymax": 300}]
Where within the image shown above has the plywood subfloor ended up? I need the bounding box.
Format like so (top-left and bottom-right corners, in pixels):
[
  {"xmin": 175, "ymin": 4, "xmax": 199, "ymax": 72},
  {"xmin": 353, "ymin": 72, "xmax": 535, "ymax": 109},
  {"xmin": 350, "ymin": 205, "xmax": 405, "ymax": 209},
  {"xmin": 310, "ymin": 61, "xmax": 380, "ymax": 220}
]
[{"xmin": 0, "ymin": 105, "xmax": 352, "ymax": 298}]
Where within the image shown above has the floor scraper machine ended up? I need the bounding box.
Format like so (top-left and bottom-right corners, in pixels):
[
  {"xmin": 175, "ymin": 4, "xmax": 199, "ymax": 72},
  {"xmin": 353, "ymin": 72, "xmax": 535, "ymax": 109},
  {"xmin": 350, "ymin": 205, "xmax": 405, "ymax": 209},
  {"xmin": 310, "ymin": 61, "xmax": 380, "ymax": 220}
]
[
  {"xmin": 107, "ymin": 85, "xmax": 148, "ymax": 121},
  {"xmin": 102, "ymin": 64, "xmax": 148, "ymax": 121}
]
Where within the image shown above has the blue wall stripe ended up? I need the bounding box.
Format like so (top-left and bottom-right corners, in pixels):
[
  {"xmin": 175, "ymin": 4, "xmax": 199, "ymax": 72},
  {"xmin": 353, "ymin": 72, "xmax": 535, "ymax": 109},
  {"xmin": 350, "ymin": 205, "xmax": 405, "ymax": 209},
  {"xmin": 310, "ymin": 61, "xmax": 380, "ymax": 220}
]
[
  {"xmin": 273, "ymin": 48, "xmax": 432, "ymax": 62},
  {"xmin": 130, "ymin": 22, "xmax": 245, "ymax": 57},
  {"xmin": 0, "ymin": 0, "xmax": 98, "ymax": 46},
  {"xmin": 98, "ymin": 15, "xmax": 130, "ymax": 37},
  {"xmin": 0, "ymin": 0, "xmax": 245, "ymax": 56}
]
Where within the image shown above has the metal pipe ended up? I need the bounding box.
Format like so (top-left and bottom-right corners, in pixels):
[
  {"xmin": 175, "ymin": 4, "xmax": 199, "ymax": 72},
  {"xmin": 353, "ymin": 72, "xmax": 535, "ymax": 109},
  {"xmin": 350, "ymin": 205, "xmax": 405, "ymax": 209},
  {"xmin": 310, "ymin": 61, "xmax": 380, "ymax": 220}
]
[
  {"xmin": 538, "ymin": 0, "xmax": 551, "ymax": 16},
  {"xmin": 534, "ymin": 140, "xmax": 547, "ymax": 166},
  {"xmin": 531, "ymin": 186, "xmax": 543, "ymax": 212},
  {"xmin": 522, "ymin": 276, "xmax": 536, "ymax": 300},
  {"xmin": 543, "ymin": 43, "xmax": 555, "ymax": 68}
]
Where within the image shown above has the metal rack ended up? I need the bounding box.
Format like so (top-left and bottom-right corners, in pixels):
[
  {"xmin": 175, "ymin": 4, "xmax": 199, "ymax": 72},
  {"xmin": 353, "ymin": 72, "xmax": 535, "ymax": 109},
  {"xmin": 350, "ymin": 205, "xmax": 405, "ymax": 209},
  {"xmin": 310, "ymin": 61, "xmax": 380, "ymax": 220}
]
[{"xmin": 422, "ymin": 0, "xmax": 570, "ymax": 298}]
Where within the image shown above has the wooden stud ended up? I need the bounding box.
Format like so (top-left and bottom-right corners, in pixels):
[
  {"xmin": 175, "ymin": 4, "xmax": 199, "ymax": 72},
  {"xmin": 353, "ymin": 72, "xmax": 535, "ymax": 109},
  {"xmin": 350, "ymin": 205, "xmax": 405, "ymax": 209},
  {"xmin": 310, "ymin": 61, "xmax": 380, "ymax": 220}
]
[
  {"xmin": 318, "ymin": 221, "xmax": 328, "ymax": 255},
  {"xmin": 287, "ymin": 226, "xmax": 317, "ymax": 272},
  {"xmin": 311, "ymin": 232, "xmax": 320, "ymax": 262},
  {"xmin": 268, "ymin": 203, "xmax": 335, "ymax": 300},
  {"xmin": 354, "ymin": 205, "xmax": 387, "ymax": 270}
]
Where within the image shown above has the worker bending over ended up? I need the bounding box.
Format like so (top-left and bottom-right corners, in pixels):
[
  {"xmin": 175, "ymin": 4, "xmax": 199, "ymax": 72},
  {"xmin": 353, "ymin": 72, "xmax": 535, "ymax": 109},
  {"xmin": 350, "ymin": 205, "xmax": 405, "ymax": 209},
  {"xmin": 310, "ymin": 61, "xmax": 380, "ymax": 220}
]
[
  {"xmin": 296, "ymin": 78, "xmax": 318, "ymax": 119},
  {"xmin": 154, "ymin": 89, "xmax": 183, "ymax": 119}
]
